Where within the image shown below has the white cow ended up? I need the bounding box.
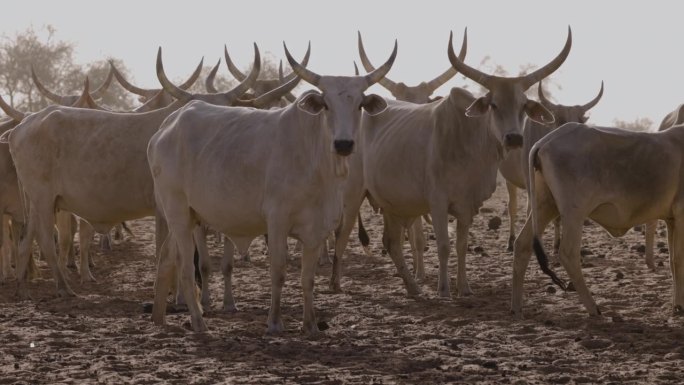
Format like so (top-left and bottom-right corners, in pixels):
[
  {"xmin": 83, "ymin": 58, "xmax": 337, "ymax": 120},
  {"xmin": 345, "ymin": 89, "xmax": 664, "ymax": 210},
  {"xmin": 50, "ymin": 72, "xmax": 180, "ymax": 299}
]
[
  {"xmin": 643, "ymin": 104, "xmax": 684, "ymax": 269},
  {"xmin": 5, "ymin": 47, "xmax": 261, "ymax": 299},
  {"xmin": 148, "ymin": 40, "xmax": 397, "ymax": 333},
  {"xmin": 349, "ymin": 29, "xmax": 570, "ymax": 298},
  {"xmin": 511, "ymin": 122, "xmax": 684, "ymax": 317},
  {"xmin": 329, "ymin": 31, "xmax": 467, "ymax": 289},
  {"xmin": 499, "ymin": 81, "xmax": 604, "ymax": 251}
]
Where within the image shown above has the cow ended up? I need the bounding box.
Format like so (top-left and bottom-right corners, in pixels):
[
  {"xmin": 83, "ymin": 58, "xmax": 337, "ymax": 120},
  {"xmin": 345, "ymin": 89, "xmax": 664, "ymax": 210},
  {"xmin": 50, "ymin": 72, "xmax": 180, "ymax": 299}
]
[
  {"xmin": 511, "ymin": 122, "xmax": 684, "ymax": 318},
  {"xmin": 147, "ymin": 40, "xmax": 398, "ymax": 333},
  {"xmin": 643, "ymin": 104, "xmax": 684, "ymax": 270},
  {"xmin": 329, "ymin": 31, "xmax": 467, "ymax": 288},
  {"xmin": 111, "ymin": 58, "xmax": 204, "ymax": 112},
  {"xmin": 4, "ymin": 46, "xmax": 262, "ymax": 299},
  {"xmin": 499, "ymin": 80, "xmax": 604, "ymax": 251},
  {"xmin": 348, "ymin": 28, "xmax": 570, "ymax": 299}
]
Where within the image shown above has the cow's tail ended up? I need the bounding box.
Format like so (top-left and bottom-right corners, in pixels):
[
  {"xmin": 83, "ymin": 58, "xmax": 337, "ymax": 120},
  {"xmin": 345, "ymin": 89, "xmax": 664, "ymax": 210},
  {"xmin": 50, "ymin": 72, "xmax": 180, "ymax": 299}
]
[
  {"xmin": 357, "ymin": 213, "xmax": 371, "ymax": 256},
  {"xmin": 529, "ymin": 146, "xmax": 566, "ymax": 291}
]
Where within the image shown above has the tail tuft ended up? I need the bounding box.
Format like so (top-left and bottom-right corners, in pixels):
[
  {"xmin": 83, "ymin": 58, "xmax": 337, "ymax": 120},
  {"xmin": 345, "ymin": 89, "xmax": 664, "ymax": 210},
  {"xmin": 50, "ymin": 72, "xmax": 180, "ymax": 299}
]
[
  {"xmin": 357, "ymin": 214, "xmax": 370, "ymax": 248},
  {"xmin": 533, "ymin": 237, "xmax": 566, "ymax": 291}
]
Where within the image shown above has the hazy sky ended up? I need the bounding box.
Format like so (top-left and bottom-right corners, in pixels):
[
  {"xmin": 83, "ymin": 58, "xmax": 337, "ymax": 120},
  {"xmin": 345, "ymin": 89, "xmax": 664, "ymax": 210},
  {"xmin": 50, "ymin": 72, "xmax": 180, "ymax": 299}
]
[{"xmin": 0, "ymin": 1, "xmax": 681, "ymax": 127}]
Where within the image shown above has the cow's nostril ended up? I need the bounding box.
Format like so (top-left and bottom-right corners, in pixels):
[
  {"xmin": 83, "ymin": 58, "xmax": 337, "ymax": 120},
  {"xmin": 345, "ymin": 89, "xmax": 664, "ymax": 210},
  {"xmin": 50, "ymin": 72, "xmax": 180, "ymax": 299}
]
[{"xmin": 334, "ymin": 140, "xmax": 355, "ymax": 155}]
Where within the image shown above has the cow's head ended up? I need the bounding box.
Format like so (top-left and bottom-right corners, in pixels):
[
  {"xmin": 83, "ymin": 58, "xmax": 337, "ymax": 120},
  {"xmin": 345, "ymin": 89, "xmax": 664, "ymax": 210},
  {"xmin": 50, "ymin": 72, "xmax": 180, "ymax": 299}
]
[
  {"xmin": 357, "ymin": 31, "xmax": 466, "ymax": 104},
  {"xmin": 156, "ymin": 45, "xmax": 260, "ymax": 107},
  {"xmin": 537, "ymin": 80, "xmax": 603, "ymax": 127},
  {"xmin": 284, "ymin": 40, "xmax": 397, "ymax": 156},
  {"xmin": 448, "ymin": 27, "xmax": 572, "ymax": 150}
]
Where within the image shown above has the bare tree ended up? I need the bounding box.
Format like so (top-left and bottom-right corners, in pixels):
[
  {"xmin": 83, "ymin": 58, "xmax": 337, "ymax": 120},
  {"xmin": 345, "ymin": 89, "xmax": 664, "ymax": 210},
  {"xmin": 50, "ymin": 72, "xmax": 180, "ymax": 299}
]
[
  {"xmin": 0, "ymin": 25, "xmax": 135, "ymax": 112},
  {"xmin": 613, "ymin": 117, "xmax": 654, "ymax": 132}
]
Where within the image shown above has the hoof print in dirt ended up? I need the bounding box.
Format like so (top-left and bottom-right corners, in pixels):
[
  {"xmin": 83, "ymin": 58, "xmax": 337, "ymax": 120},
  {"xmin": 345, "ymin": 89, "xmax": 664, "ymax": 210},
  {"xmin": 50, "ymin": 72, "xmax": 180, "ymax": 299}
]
[{"xmin": 487, "ymin": 216, "xmax": 502, "ymax": 230}]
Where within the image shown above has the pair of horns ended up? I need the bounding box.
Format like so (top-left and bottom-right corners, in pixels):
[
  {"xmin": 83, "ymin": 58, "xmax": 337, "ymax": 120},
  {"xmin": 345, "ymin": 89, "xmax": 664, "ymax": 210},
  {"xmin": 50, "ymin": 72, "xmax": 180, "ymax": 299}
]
[
  {"xmin": 284, "ymin": 39, "xmax": 397, "ymax": 88},
  {"xmin": 112, "ymin": 57, "xmax": 204, "ymax": 99},
  {"xmin": 31, "ymin": 65, "xmax": 113, "ymax": 105},
  {"xmin": 357, "ymin": 30, "xmax": 467, "ymax": 93},
  {"xmin": 157, "ymin": 44, "xmax": 260, "ymax": 104},
  {"xmin": 448, "ymin": 26, "xmax": 573, "ymax": 91}
]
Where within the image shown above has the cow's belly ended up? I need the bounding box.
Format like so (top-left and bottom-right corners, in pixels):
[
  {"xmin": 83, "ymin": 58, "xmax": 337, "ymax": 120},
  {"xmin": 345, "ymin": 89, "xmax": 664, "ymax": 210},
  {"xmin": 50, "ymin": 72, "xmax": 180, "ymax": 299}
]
[
  {"xmin": 589, "ymin": 199, "xmax": 672, "ymax": 237},
  {"xmin": 189, "ymin": 195, "xmax": 267, "ymax": 238}
]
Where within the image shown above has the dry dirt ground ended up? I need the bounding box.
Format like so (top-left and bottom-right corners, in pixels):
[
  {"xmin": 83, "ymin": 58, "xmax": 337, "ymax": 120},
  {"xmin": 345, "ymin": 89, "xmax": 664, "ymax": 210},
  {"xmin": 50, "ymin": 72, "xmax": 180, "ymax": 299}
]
[{"xmin": 1, "ymin": 176, "xmax": 684, "ymax": 384}]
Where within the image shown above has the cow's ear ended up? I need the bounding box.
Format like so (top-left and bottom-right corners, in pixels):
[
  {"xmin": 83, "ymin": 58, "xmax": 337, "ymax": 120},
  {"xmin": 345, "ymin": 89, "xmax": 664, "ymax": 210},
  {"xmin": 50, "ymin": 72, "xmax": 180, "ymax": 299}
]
[
  {"xmin": 465, "ymin": 94, "xmax": 491, "ymax": 117},
  {"xmin": 361, "ymin": 94, "xmax": 387, "ymax": 116},
  {"xmin": 298, "ymin": 92, "xmax": 326, "ymax": 115},
  {"xmin": 525, "ymin": 100, "xmax": 555, "ymax": 125}
]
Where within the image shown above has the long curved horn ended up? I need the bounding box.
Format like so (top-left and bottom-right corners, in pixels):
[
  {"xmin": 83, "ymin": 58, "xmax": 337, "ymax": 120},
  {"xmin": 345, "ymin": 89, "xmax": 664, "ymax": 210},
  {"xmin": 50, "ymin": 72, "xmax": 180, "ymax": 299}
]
[
  {"xmin": 224, "ymin": 44, "xmax": 247, "ymax": 81},
  {"xmin": 31, "ymin": 66, "xmax": 64, "ymax": 104},
  {"xmin": 281, "ymin": 42, "xmax": 311, "ymax": 83},
  {"xmin": 110, "ymin": 61, "xmax": 158, "ymax": 98},
  {"xmin": 278, "ymin": 60, "xmax": 284, "ymax": 82},
  {"xmin": 425, "ymin": 28, "xmax": 467, "ymax": 92},
  {"xmin": 220, "ymin": 43, "xmax": 261, "ymax": 102},
  {"xmin": 73, "ymin": 77, "xmax": 106, "ymax": 110},
  {"xmin": 156, "ymin": 47, "xmax": 193, "ymax": 102},
  {"xmin": 354, "ymin": 61, "xmax": 359, "ymax": 76},
  {"xmin": 363, "ymin": 40, "xmax": 398, "ymax": 88},
  {"xmin": 520, "ymin": 26, "xmax": 572, "ymax": 89},
  {"xmin": 448, "ymin": 31, "xmax": 493, "ymax": 88},
  {"xmin": 284, "ymin": 42, "xmax": 321, "ymax": 86},
  {"xmin": 244, "ymin": 72, "xmax": 301, "ymax": 109},
  {"xmin": 581, "ymin": 81, "xmax": 604, "ymax": 112},
  {"xmin": 537, "ymin": 80, "xmax": 555, "ymax": 108},
  {"xmin": 89, "ymin": 64, "xmax": 114, "ymax": 99},
  {"xmin": 0, "ymin": 94, "xmax": 25, "ymax": 122},
  {"xmin": 205, "ymin": 58, "xmax": 221, "ymax": 93},
  {"xmin": 178, "ymin": 57, "xmax": 204, "ymax": 90},
  {"xmin": 357, "ymin": 32, "xmax": 400, "ymax": 93}
]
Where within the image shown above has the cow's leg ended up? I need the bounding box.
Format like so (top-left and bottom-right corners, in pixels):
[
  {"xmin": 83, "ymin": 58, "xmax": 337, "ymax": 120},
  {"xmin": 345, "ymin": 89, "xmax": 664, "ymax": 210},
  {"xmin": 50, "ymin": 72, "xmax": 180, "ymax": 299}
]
[
  {"xmin": 77, "ymin": 219, "xmax": 96, "ymax": 283},
  {"xmin": 668, "ymin": 218, "xmax": 684, "ymax": 313},
  {"xmin": 357, "ymin": 213, "xmax": 371, "ymax": 257},
  {"xmin": 408, "ymin": 217, "xmax": 426, "ymax": 280},
  {"xmin": 511, "ymin": 209, "xmax": 558, "ymax": 317},
  {"xmin": 553, "ymin": 218, "xmax": 562, "ymax": 255},
  {"xmin": 384, "ymin": 213, "xmax": 420, "ymax": 296},
  {"xmin": 431, "ymin": 207, "xmax": 452, "ymax": 298},
  {"xmin": 192, "ymin": 225, "xmax": 211, "ymax": 308},
  {"xmin": 100, "ymin": 231, "xmax": 113, "ymax": 251},
  {"xmin": 454, "ymin": 219, "xmax": 473, "ymax": 297},
  {"xmin": 221, "ymin": 238, "xmax": 238, "ymax": 312},
  {"xmin": 15, "ymin": 211, "xmax": 37, "ymax": 299},
  {"xmin": 506, "ymin": 181, "xmax": 518, "ymax": 252},
  {"xmin": 55, "ymin": 211, "xmax": 74, "ymax": 270},
  {"xmin": 557, "ymin": 216, "xmax": 599, "ymax": 316},
  {"xmin": 331, "ymin": 192, "xmax": 364, "ymax": 292},
  {"xmin": 152, "ymin": 233, "xmax": 176, "ymax": 326},
  {"xmin": 266, "ymin": 229, "xmax": 288, "ymax": 334},
  {"xmin": 301, "ymin": 243, "xmax": 322, "ymax": 334},
  {"xmin": 35, "ymin": 206, "xmax": 74, "ymax": 297},
  {"xmin": 645, "ymin": 220, "xmax": 657, "ymax": 270},
  {"xmin": 0, "ymin": 216, "xmax": 6, "ymax": 283}
]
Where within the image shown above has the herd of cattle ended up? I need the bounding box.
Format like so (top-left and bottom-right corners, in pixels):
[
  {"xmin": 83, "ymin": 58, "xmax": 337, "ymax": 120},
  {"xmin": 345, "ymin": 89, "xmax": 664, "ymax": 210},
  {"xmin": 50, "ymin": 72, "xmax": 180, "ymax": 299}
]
[{"xmin": 0, "ymin": 26, "xmax": 682, "ymax": 334}]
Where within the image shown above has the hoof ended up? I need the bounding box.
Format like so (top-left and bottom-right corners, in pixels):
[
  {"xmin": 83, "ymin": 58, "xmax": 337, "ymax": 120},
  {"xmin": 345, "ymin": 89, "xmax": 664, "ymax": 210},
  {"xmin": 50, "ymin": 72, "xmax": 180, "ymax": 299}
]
[
  {"xmin": 191, "ymin": 319, "xmax": 208, "ymax": 333},
  {"xmin": 457, "ymin": 288, "xmax": 474, "ymax": 297},
  {"xmin": 510, "ymin": 309, "xmax": 524, "ymax": 320},
  {"xmin": 266, "ymin": 321, "xmax": 285, "ymax": 335},
  {"xmin": 168, "ymin": 303, "xmax": 188, "ymax": 314},
  {"xmin": 58, "ymin": 287, "xmax": 77, "ymax": 298},
  {"xmin": 414, "ymin": 271, "xmax": 426, "ymax": 282},
  {"xmin": 407, "ymin": 285, "xmax": 422, "ymax": 298},
  {"xmin": 241, "ymin": 254, "xmax": 251, "ymax": 263},
  {"xmin": 80, "ymin": 273, "xmax": 97, "ymax": 284},
  {"xmin": 222, "ymin": 304, "xmax": 239, "ymax": 313}
]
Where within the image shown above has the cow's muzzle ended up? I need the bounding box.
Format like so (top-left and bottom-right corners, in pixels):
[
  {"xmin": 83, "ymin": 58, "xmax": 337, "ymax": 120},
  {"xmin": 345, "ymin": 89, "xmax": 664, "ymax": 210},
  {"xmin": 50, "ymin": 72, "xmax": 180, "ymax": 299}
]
[
  {"xmin": 503, "ymin": 133, "xmax": 523, "ymax": 149},
  {"xmin": 334, "ymin": 140, "xmax": 355, "ymax": 156}
]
